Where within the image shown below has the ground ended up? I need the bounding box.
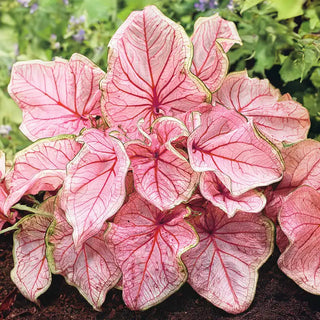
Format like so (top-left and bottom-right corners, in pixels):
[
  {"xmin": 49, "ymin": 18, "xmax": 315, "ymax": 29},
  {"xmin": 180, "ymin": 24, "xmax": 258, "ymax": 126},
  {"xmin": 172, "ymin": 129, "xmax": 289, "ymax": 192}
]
[{"xmin": 1, "ymin": 232, "xmax": 320, "ymax": 320}]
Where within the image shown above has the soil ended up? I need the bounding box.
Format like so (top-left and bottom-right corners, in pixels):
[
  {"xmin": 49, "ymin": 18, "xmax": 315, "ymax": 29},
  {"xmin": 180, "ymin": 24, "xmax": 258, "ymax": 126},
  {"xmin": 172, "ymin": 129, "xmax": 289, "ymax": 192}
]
[{"xmin": 1, "ymin": 232, "xmax": 320, "ymax": 320}]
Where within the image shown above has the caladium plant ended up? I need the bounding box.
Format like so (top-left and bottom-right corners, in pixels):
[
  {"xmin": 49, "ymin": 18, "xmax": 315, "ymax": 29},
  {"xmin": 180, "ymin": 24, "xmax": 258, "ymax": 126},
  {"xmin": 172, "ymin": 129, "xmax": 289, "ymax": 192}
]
[
  {"xmin": 0, "ymin": 4, "xmax": 314, "ymax": 315},
  {"xmin": 0, "ymin": 151, "xmax": 17, "ymax": 229}
]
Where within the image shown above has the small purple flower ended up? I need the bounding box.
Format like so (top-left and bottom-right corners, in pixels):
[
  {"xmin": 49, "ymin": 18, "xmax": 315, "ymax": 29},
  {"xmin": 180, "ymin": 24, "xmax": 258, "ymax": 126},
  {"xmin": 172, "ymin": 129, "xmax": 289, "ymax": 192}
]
[
  {"xmin": 78, "ymin": 15, "xmax": 86, "ymax": 24},
  {"xmin": 63, "ymin": 0, "xmax": 69, "ymax": 5},
  {"xmin": 30, "ymin": 3, "xmax": 38, "ymax": 14},
  {"xmin": 68, "ymin": 15, "xmax": 86, "ymax": 27},
  {"xmin": 194, "ymin": 0, "xmax": 218, "ymax": 12},
  {"xmin": 0, "ymin": 125, "xmax": 12, "ymax": 136},
  {"xmin": 227, "ymin": 0, "xmax": 234, "ymax": 10},
  {"xmin": 73, "ymin": 29, "xmax": 85, "ymax": 43},
  {"xmin": 50, "ymin": 34, "xmax": 61, "ymax": 50},
  {"xmin": 17, "ymin": 0, "xmax": 31, "ymax": 7}
]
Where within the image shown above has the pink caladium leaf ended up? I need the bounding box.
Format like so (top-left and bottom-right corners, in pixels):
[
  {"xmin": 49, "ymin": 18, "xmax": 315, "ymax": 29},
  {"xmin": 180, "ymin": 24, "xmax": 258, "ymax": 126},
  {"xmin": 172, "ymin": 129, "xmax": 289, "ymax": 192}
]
[
  {"xmin": 263, "ymin": 187, "xmax": 289, "ymax": 252},
  {"xmin": 8, "ymin": 53, "xmax": 105, "ymax": 141},
  {"xmin": 105, "ymin": 193, "xmax": 198, "ymax": 310},
  {"xmin": 62, "ymin": 128, "xmax": 130, "ymax": 249},
  {"xmin": 274, "ymin": 139, "xmax": 320, "ymax": 192},
  {"xmin": 278, "ymin": 186, "xmax": 320, "ymax": 294},
  {"xmin": 187, "ymin": 104, "xmax": 283, "ymax": 195},
  {"xmin": 212, "ymin": 71, "xmax": 310, "ymax": 144},
  {"xmin": 200, "ymin": 171, "xmax": 266, "ymax": 217},
  {"xmin": 0, "ymin": 151, "xmax": 15, "ymax": 229},
  {"xmin": 126, "ymin": 117, "xmax": 199, "ymax": 210},
  {"xmin": 266, "ymin": 140, "xmax": 320, "ymax": 213},
  {"xmin": 10, "ymin": 198, "xmax": 54, "ymax": 303},
  {"xmin": 47, "ymin": 195, "xmax": 121, "ymax": 311},
  {"xmin": 264, "ymin": 140, "xmax": 320, "ymax": 251},
  {"xmin": 101, "ymin": 5, "xmax": 209, "ymax": 139},
  {"xmin": 175, "ymin": 102, "xmax": 212, "ymax": 134},
  {"xmin": 0, "ymin": 182, "xmax": 17, "ymax": 230},
  {"xmin": 182, "ymin": 203, "xmax": 273, "ymax": 314},
  {"xmin": 191, "ymin": 14, "xmax": 241, "ymax": 92},
  {"xmin": 0, "ymin": 150, "xmax": 5, "ymax": 180},
  {"xmin": 4, "ymin": 136, "xmax": 82, "ymax": 213}
]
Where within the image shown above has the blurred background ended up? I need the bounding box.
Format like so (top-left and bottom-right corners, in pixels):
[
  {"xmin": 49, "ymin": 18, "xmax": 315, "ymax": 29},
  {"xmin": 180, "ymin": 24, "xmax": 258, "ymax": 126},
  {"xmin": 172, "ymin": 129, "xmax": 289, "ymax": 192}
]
[{"xmin": 0, "ymin": 0, "xmax": 319, "ymax": 159}]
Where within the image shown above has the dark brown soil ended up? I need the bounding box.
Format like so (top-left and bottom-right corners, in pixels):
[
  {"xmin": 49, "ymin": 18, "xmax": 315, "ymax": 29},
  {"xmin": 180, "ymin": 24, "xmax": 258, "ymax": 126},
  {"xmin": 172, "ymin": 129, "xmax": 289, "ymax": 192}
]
[{"xmin": 1, "ymin": 232, "xmax": 320, "ymax": 320}]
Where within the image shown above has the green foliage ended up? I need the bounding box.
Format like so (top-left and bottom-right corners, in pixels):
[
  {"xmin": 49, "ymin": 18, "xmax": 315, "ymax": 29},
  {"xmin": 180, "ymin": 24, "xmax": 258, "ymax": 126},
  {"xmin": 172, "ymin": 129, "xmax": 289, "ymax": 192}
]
[
  {"xmin": 211, "ymin": 0, "xmax": 320, "ymax": 137},
  {"xmin": 1, "ymin": 0, "xmax": 320, "ymax": 154},
  {"xmin": 241, "ymin": 0, "xmax": 306, "ymax": 20}
]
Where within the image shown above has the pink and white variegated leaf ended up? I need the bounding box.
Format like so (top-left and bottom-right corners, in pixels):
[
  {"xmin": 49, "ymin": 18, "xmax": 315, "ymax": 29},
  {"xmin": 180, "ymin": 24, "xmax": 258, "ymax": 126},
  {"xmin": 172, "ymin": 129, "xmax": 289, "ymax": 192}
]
[
  {"xmin": 0, "ymin": 151, "xmax": 13, "ymax": 229},
  {"xmin": 263, "ymin": 187, "xmax": 289, "ymax": 252},
  {"xmin": 101, "ymin": 5, "xmax": 209, "ymax": 140},
  {"xmin": 175, "ymin": 102, "xmax": 212, "ymax": 134},
  {"xmin": 0, "ymin": 183, "xmax": 17, "ymax": 230},
  {"xmin": 4, "ymin": 136, "xmax": 82, "ymax": 213},
  {"xmin": 0, "ymin": 150, "xmax": 5, "ymax": 180},
  {"xmin": 274, "ymin": 139, "xmax": 320, "ymax": 193},
  {"xmin": 182, "ymin": 203, "xmax": 273, "ymax": 314},
  {"xmin": 278, "ymin": 186, "xmax": 320, "ymax": 294},
  {"xmin": 264, "ymin": 140, "xmax": 320, "ymax": 250},
  {"xmin": 126, "ymin": 117, "xmax": 199, "ymax": 210},
  {"xmin": 8, "ymin": 53, "xmax": 105, "ymax": 141},
  {"xmin": 200, "ymin": 171, "xmax": 266, "ymax": 217},
  {"xmin": 187, "ymin": 105, "xmax": 283, "ymax": 195},
  {"xmin": 11, "ymin": 198, "xmax": 55, "ymax": 303},
  {"xmin": 105, "ymin": 193, "xmax": 198, "ymax": 310},
  {"xmin": 47, "ymin": 196, "xmax": 121, "ymax": 311},
  {"xmin": 191, "ymin": 14, "xmax": 241, "ymax": 92},
  {"xmin": 212, "ymin": 71, "xmax": 310, "ymax": 144},
  {"xmin": 62, "ymin": 128, "xmax": 130, "ymax": 249}
]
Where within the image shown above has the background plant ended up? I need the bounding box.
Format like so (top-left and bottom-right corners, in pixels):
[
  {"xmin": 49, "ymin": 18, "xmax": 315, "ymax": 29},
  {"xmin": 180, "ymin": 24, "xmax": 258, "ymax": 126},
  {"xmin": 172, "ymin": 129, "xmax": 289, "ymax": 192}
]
[{"xmin": 1, "ymin": 0, "xmax": 320, "ymax": 155}]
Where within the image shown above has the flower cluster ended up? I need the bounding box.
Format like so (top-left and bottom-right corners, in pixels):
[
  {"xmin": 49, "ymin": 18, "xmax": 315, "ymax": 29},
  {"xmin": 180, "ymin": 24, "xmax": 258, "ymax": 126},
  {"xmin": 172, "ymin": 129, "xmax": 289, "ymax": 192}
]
[
  {"xmin": 16, "ymin": 0, "xmax": 38, "ymax": 14},
  {"xmin": 194, "ymin": 0, "xmax": 234, "ymax": 12},
  {"xmin": 67, "ymin": 15, "xmax": 86, "ymax": 43}
]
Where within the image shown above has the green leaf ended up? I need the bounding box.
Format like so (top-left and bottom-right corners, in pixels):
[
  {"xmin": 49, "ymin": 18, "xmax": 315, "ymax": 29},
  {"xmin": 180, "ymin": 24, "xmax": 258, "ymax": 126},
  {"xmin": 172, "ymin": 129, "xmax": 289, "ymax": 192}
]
[
  {"xmin": 117, "ymin": 0, "xmax": 160, "ymax": 21},
  {"xmin": 280, "ymin": 45, "xmax": 320, "ymax": 83},
  {"xmin": 305, "ymin": 7, "xmax": 320, "ymax": 30},
  {"xmin": 303, "ymin": 91, "xmax": 320, "ymax": 118},
  {"xmin": 80, "ymin": 0, "xmax": 117, "ymax": 24},
  {"xmin": 240, "ymin": 0, "xmax": 264, "ymax": 13},
  {"xmin": 270, "ymin": 0, "xmax": 305, "ymax": 20},
  {"xmin": 311, "ymin": 68, "xmax": 320, "ymax": 88},
  {"xmin": 0, "ymin": 89, "xmax": 22, "ymax": 124}
]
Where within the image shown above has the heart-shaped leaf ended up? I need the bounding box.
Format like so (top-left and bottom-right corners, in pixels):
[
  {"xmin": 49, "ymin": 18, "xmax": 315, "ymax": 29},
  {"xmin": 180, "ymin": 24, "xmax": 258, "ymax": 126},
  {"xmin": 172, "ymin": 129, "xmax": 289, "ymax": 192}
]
[
  {"xmin": 8, "ymin": 54, "xmax": 105, "ymax": 141},
  {"xmin": 182, "ymin": 203, "xmax": 273, "ymax": 314},
  {"xmin": 126, "ymin": 117, "xmax": 199, "ymax": 210},
  {"xmin": 101, "ymin": 5, "xmax": 209, "ymax": 139},
  {"xmin": 278, "ymin": 186, "xmax": 320, "ymax": 294},
  {"xmin": 47, "ymin": 196, "xmax": 121, "ymax": 311},
  {"xmin": 106, "ymin": 193, "xmax": 198, "ymax": 310},
  {"xmin": 187, "ymin": 105, "xmax": 283, "ymax": 195},
  {"xmin": 212, "ymin": 71, "xmax": 310, "ymax": 144},
  {"xmin": 200, "ymin": 171, "xmax": 266, "ymax": 217},
  {"xmin": 11, "ymin": 199, "xmax": 54, "ymax": 303},
  {"xmin": 4, "ymin": 136, "xmax": 82, "ymax": 213},
  {"xmin": 264, "ymin": 140, "xmax": 320, "ymax": 251},
  {"xmin": 62, "ymin": 129, "xmax": 130, "ymax": 249},
  {"xmin": 191, "ymin": 14, "xmax": 241, "ymax": 92}
]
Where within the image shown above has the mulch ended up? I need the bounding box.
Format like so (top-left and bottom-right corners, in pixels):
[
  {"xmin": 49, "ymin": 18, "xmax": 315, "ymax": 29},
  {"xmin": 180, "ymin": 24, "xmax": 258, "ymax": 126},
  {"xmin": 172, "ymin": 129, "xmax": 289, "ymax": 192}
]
[{"xmin": 1, "ymin": 232, "xmax": 320, "ymax": 320}]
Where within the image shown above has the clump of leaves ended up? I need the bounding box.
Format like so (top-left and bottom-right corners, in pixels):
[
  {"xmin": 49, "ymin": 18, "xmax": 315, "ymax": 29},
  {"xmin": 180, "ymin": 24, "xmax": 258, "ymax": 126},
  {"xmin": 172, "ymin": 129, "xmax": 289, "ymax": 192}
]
[{"xmin": 0, "ymin": 5, "xmax": 315, "ymax": 315}]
